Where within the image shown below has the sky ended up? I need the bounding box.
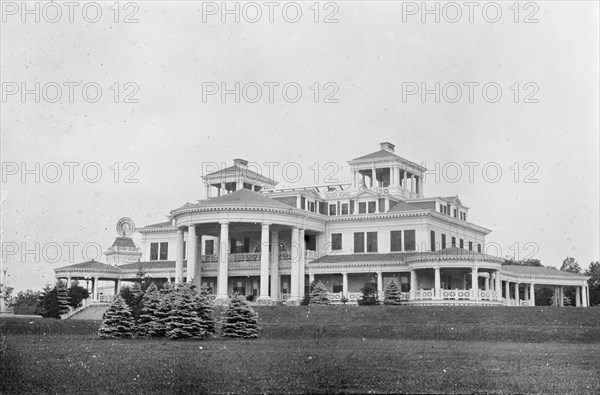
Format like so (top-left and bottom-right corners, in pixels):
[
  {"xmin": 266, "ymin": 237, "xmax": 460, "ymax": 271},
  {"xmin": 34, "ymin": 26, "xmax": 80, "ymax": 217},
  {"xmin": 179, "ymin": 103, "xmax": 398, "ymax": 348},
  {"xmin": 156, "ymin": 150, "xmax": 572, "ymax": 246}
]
[{"xmin": 1, "ymin": 1, "xmax": 599, "ymax": 292}]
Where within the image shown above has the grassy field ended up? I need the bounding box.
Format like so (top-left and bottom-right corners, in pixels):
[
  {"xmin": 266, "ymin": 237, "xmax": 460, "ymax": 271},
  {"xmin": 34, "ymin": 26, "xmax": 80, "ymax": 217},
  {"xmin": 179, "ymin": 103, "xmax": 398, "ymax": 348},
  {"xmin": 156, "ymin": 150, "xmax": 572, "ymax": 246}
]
[{"xmin": 2, "ymin": 306, "xmax": 599, "ymax": 394}]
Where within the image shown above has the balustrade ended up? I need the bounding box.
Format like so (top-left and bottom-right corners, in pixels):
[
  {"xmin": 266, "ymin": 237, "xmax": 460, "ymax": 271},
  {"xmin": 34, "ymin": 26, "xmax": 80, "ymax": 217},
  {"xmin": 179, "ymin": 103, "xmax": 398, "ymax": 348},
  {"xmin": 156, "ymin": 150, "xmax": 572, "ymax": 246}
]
[{"xmin": 441, "ymin": 289, "xmax": 472, "ymax": 301}]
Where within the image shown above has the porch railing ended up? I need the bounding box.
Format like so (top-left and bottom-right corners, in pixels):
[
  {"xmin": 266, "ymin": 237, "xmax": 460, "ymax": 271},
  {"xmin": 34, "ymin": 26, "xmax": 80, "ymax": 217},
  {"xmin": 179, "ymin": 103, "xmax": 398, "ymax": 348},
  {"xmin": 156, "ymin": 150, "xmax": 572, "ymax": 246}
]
[
  {"xmin": 411, "ymin": 290, "xmax": 434, "ymax": 300},
  {"xmin": 199, "ymin": 250, "xmax": 316, "ymax": 263},
  {"xmin": 441, "ymin": 289, "xmax": 472, "ymax": 300}
]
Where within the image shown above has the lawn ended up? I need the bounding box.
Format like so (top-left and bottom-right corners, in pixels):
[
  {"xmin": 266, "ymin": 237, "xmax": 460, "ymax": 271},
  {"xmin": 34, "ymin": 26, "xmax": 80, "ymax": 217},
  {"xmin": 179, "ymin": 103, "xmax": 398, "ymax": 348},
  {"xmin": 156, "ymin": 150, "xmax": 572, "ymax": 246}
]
[{"xmin": 2, "ymin": 306, "xmax": 599, "ymax": 394}]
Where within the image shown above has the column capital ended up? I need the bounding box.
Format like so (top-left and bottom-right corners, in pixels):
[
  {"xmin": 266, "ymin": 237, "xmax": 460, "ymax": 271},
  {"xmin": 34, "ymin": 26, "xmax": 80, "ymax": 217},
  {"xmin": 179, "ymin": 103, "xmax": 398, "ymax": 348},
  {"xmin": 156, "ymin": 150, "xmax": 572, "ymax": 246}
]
[{"xmin": 261, "ymin": 222, "xmax": 272, "ymax": 227}]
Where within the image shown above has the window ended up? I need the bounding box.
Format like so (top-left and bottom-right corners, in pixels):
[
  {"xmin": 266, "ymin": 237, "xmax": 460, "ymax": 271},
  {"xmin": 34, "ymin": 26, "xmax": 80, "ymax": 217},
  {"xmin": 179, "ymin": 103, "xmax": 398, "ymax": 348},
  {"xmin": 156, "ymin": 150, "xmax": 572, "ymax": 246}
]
[
  {"xmin": 319, "ymin": 201, "xmax": 325, "ymax": 214},
  {"xmin": 310, "ymin": 201, "xmax": 315, "ymax": 212},
  {"xmin": 205, "ymin": 240, "xmax": 214, "ymax": 255},
  {"xmin": 331, "ymin": 233, "xmax": 342, "ymax": 250},
  {"xmin": 468, "ymin": 241, "xmax": 473, "ymax": 251},
  {"xmin": 390, "ymin": 231, "xmax": 402, "ymax": 252},
  {"xmin": 453, "ymin": 208, "xmax": 457, "ymax": 218},
  {"xmin": 354, "ymin": 232, "xmax": 365, "ymax": 253},
  {"xmin": 329, "ymin": 204, "xmax": 337, "ymax": 216},
  {"xmin": 378, "ymin": 198, "xmax": 385, "ymax": 213},
  {"xmin": 341, "ymin": 203, "xmax": 349, "ymax": 215},
  {"xmin": 150, "ymin": 243, "xmax": 159, "ymax": 260},
  {"xmin": 350, "ymin": 200, "xmax": 354, "ymax": 214},
  {"xmin": 477, "ymin": 244, "xmax": 482, "ymax": 253},
  {"xmin": 301, "ymin": 197, "xmax": 306, "ymax": 210},
  {"xmin": 368, "ymin": 201, "xmax": 376, "ymax": 213},
  {"xmin": 451, "ymin": 237, "xmax": 456, "ymax": 247},
  {"xmin": 359, "ymin": 202, "xmax": 366, "ymax": 214},
  {"xmin": 430, "ymin": 231, "xmax": 436, "ymax": 252},
  {"xmin": 159, "ymin": 242, "xmax": 168, "ymax": 260},
  {"xmin": 403, "ymin": 230, "xmax": 416, "ymax": 251},
  {"xmin": 183, "ymin": 241, "xmax": 186, "ymax": 259},
  {"xmin": 366, "ymin": 232, "xmax": 378, "ymax": 252},
  {"xmin": 459, "ymin": 239, "xmax": 464, "ymax": 249},
  {"xmin": 441, "ymin": 234, "xmax": 446, "ymax": 249}
]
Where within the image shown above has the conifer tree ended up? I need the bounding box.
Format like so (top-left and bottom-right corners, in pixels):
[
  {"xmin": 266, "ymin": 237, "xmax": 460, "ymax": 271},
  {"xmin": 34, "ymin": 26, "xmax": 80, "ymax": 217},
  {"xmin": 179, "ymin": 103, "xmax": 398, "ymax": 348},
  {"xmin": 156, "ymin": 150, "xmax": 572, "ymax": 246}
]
[
  {"xmin": 308, "ymin": 281, "xmax": 331, "ymax": 305},
  {"xmin": 383, "ymin": 280, "xmax": 403, "ymax": 305},
  {"xmin": 196, "ymin": 287, "xmax": 216, "ymax": 335},
  {"xmin": 221, "ymin": 294, "xmax": 260, "ymax": 339},
  {"xmin": 98, "ymin": 295, "xmax": 135, "ymax": 339},
  {"xmin": 358, "ymin": 281, "xmax": 380, "ymax": 305},
  {"xmin": 165, "ymin": 284, "xmax": 205, "ymax": 340},
  {"xmin": 56, "ymin": 283, "xmax": 71, "ymax": 316},
  {"xmin": 137, "ymin": 283, "xmax": 160, "ymax": 336},
  {"xmin": 144, "ymin": 284, "xmax": 174, "ymax": 337}
]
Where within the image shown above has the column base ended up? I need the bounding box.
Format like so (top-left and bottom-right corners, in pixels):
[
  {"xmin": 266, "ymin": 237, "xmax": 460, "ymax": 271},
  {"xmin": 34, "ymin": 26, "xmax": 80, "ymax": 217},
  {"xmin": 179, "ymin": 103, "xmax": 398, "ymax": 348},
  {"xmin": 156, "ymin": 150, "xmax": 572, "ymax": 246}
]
[
  {"xmin": 255, "ymin": 296, "xmax": 272, "ymax": 305},
  {"xmin": 285, "ymin": 297, "xmax": 302, "ymax": 306}
]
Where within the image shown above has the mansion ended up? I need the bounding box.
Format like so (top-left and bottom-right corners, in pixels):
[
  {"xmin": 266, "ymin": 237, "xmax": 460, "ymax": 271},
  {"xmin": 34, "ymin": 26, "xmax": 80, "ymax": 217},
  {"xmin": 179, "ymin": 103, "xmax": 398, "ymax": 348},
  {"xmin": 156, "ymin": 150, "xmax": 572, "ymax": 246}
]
[{"xmin": 55, "ymin": 142, "xmax": 591, "ymax": 307}]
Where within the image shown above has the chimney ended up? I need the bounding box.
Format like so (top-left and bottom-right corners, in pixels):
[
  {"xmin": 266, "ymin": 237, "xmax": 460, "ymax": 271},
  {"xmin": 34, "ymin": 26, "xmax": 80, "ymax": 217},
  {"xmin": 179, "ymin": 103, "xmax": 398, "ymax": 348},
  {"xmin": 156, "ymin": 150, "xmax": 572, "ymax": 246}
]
[
  {"xmin": 380, "ymin": 142, "xmax": 395, "ymax": 153},
  {"xmin": 233, "ymin": 158, "xmax": 249, "ymax": 168}
]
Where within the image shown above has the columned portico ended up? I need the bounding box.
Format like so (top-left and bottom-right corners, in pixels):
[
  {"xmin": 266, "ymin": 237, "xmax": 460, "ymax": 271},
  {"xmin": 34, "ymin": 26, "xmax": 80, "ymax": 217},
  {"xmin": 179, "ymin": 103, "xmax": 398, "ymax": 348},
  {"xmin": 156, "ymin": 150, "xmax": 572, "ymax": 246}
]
[
  {"xmin": 299, "ymin": 229, "xmax": 306, "ymax": 300},
  {"xmin": 257, "ymin": 222, "xmax": 271, "ymax": 303},
  {"xmin": 270, "ymin": 230, "xmax": 279, "ymax": 300},
  {"xmin": 289, "ymin": 227, "xmax": 301, "ymax": 304},
  {"xmin": 216, "ymin": 221, "xmax": 229, "ymax": 301},
  {"xmin": 186, "ymin": 225, "xmax": 198, "ymax": 284},
  {"xmin": 175, "ymin": 228, "xmax": 184, "ymax": 284}
]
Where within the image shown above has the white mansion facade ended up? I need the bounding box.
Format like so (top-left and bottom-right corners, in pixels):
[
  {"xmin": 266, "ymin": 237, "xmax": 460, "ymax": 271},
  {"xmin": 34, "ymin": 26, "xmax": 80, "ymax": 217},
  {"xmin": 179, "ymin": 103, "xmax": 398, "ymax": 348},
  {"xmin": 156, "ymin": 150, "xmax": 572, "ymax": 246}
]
[{"xmin": 55, "ymin": 142, "xmax": 591, "ymax": 307}]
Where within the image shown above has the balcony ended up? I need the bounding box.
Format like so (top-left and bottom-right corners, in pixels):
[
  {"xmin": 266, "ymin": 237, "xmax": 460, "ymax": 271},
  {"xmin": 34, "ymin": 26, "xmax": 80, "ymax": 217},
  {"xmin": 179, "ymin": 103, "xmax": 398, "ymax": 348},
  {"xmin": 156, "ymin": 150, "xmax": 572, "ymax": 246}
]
[{"xmin": 199, "ymin": 250, "xmax": 317, "ymax": 264}]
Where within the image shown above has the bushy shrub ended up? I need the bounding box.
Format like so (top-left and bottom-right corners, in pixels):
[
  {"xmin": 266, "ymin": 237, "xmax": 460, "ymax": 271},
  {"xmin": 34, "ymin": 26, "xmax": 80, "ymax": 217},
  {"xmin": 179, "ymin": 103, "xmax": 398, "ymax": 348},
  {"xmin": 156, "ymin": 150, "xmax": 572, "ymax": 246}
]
[
  {"xmin": 67, "ymin": 284, "xmax": 89, "ymax": 308},
  {"xmin": 196, "ymin": 287, "xmax": 216, "ymax": 335},
  {"xmin": 358, "ymin": 281, "xmax": 380, "ymax": 305},
  {"xmin": 308, "ymin": 281, "xmax": 331, "ymax": 305},
  {"xmin": 221, "ymin": 294, "xmax": 260, "ymax": 339},
  {"xmin": 98, "ymin": 296, "xmax": 135, "ymax": 339},
  {"xmin": 37, "ymin": 285, "xmax": 60, "ymax": 319},
  {"xmin": 383, "ymin": 281, "xmax": 402, "ymax": 305},
  {"xmin": 165, "ymin": 284, "xmax": 205, "ymax": 340}
]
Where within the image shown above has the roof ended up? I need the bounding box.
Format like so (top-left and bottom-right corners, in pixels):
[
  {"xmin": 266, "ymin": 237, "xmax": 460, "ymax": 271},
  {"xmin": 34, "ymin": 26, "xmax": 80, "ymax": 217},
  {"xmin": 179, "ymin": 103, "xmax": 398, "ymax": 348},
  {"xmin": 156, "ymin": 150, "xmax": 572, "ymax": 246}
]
[
  {"xmin": 54, "ymin": 260, "xmax": 122, "ymax": 273},
  {"xmin": 388, "ymin": 201, "xmax": 425, "ymax": 213},
  {"xmin": 204, "ymin": 165, "xmax": 277, "ymax": 185},
  {"xmin": 312, "ymin": 252, "xmax": 415, "ymax": 264},
  {"xmin": 143, "ymin": 220, "xmax": 172, "ymax": 229},
  {"xmin": 501, "ymin": 265, "xmax": 588, "ymax": 278},
  {"xmin": 406, "ymin": 247, "xmax": 504, "ymax": 263},
  {"xmin": 110, "ymin": 237, "xmax": 137, "ymax": 249},
  {"xmin": 172, "ymin": 189, "xmax": 294, "ymax": 213},
  {"xmin": 118, "ymin": 261, "xmax": 181, "ymax": 270},
  {"xmin": 350, "ymin": 150, "xmax": 425, "ymax": 170}
]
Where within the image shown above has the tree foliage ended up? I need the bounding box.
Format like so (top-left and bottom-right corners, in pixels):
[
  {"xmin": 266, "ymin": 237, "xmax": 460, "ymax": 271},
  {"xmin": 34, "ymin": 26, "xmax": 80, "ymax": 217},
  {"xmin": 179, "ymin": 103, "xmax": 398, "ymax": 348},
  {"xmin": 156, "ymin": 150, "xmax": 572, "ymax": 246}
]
[
  {"xmin": 383, "ymin": 281, "xmax": 402, "ymax": 305},
  {"xmin": 196, "ymin": 287, "xmax": 216, "ymax": 335},
  {"xmin": 165, "ymin": 284, "xmax": 205, "ymax": 340},
  {"xmin": 358, "ymin": 281, "xmax": 380, "ymax": 305},
  {"xmin": 503, "ymin": 258, "xmax": 542, "ymax": 267},
  {"xmin": 67, "ymin": 284, "xmax": 89, "ymax": 308},
  {"xmin": 98, "ymin": 296, "xmax": 135, "ymax": 339},
  {"xmin": 584, "ymin": 261, "xmax": 600, "ymax": 306},
  {"xmin": 10, "ymin": 289, "xmax": 41, "ymax": 307},
  {"xmin": 560, "ymin": 257, "xmax": 582, "ymax": 274},
  {"xmin": 221, "ymin": 294, "xmax": 260, "ymax": 339},
  {"xmin": 56, "ymin": 284, "xmax": 71, "ymax": 316},
  {"xmin": 308, "ymin": 281, "xmax": 331, "ymax": 305}
]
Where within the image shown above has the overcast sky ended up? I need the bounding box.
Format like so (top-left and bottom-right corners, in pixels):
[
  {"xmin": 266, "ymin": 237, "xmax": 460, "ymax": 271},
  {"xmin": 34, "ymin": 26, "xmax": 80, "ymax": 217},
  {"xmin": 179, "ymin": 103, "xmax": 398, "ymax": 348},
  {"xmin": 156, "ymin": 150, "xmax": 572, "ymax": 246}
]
[{"xmin": 1, "ymin": 1, "xmax": 598, "ymax": 292}]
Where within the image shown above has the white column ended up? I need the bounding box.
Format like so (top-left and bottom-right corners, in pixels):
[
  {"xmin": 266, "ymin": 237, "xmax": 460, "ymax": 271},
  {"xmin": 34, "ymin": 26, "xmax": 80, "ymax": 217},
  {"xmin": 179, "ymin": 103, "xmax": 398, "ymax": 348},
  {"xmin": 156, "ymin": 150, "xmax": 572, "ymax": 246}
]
[
  {"xmin": 585, "ymin": 286, "xmax": 589, "ymax": 307},
  {"xmin": 376, "ymin": 271, "xmax": 383, "ymax": 300},
  {"xmin": 289, "ymin": 227, "xmax": 300, "ymax": 304},
  {"xmin": 417, "ymin": 176, "xmax": 423, "ymax": 195},
  {"xmin": 485, "ymin": 276, "xmax": 490, "ymax": 291},
  {"xmin": 270, "ymin": 230, "xmax": 279, "ymax": 300},
  {"xmin": 216, "ymin": 221, "xmax": 229, "ymax": 301},
  {"xmin": 354, "ymin": 170, "xmax": 360, "ymax": 189},
  {"xmin": 175, "ymin": 228, "xmax": 184, "ymax": 284},
  {"xmin": 495, "ymin": 271, "xmax": 501, "ymax": 295},
  {"xmin": 530, "ymin": 283, "xmax": 535, "ymax": 306},
  {"xmin": 220, "ymin": 182, "xmax": 225, "ymax": 196},
  {"xmin": 524, "ymin": 283, "xmax": 529, "ymax": 300},
  {"xmin": 342, "ymin": 272, "xmax": 348, "ymax": 297},
  {"xmin": 559, "ymin": 286, "xmax": 564, "ymax": 307},
  {"xmin": 434, "ymin": 267, "xmax": 441, "ymax": 299},
  {"xmin": 403, "ymin": 170, "xmax": 408, "ymax": 190},
  {"xmin": 514, "ymin": 283, "xmax": 520, "ymax": 305},
  {"xmin": 471, "ymin": 269, "xmax": 478, "ymax": 300},
  {"xmin": 371, "ymin": 163, "xmax": 376, "ymax": 188},
  {"xmin": 187, "ymin": 226, "xmax": 198, "ymax": 284},
  {"xmin": 411, "ymin": 174, "xmax": 415, "ymax": 193},
  {"xmin": 296, "ymin": 195, "xmax": 301, "ymax": 209},
  {"xmin": 299, "ymin": 229, "xmax": 306, "ymax": 300},
  {"xmin": 504, "ymin": 281, "xmax": 510, "ymax": 301},
  {"xmin": 410, "ymin": 270, "xmax": 417, "ymax": 296},
  {"xmin": 93, "ymin": 277, "xmax": 99, "ymax": 301},
  {"xmin": 206, "ymin": 184, "xmax": 210, "ymax": 198},
  {"xmin": 257, "ymin": 223, "xmax": 271, "ymax": 303},
  {"xmin": 576, "ymin": 286, "xmax": 581, "ymax": 307}
]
